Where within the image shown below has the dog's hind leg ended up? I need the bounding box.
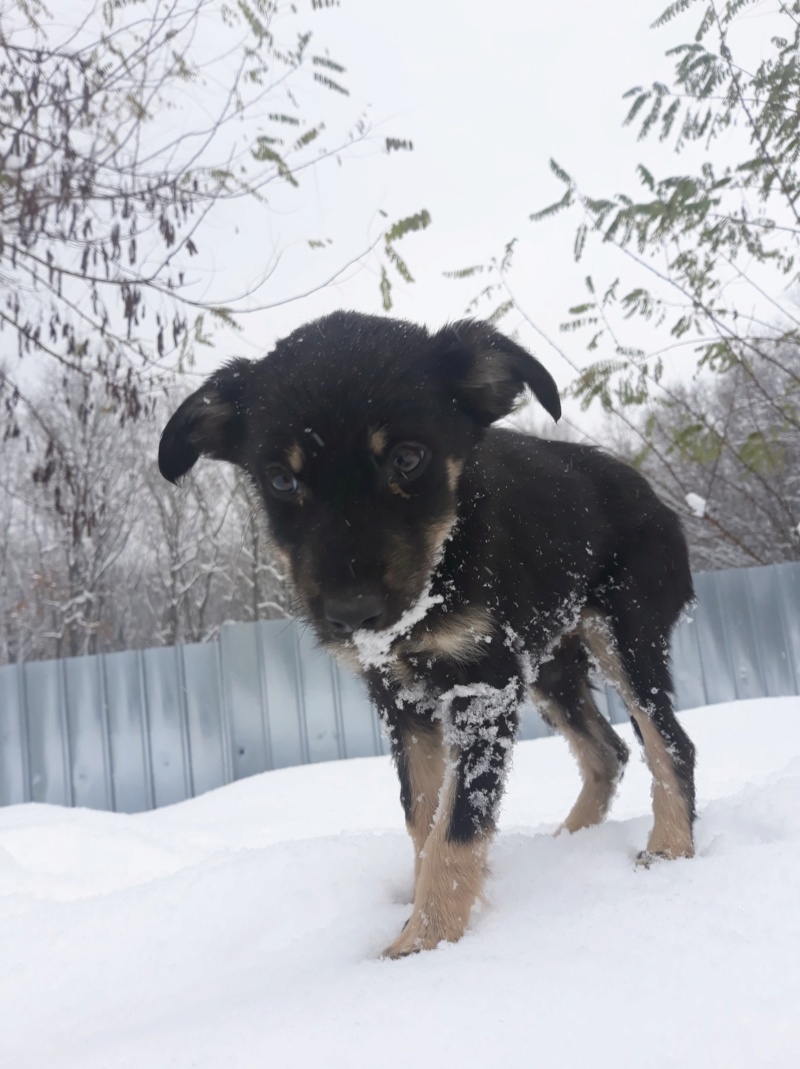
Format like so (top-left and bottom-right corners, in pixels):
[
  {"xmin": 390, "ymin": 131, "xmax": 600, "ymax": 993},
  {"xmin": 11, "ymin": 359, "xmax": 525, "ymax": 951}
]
[
  {"xmin": 580, "ymin": 609, "xmax": 696, "ymax": 861},
  {"xmin": 532, "ymin": 636, "xmax": 629, "ymax": 834}
]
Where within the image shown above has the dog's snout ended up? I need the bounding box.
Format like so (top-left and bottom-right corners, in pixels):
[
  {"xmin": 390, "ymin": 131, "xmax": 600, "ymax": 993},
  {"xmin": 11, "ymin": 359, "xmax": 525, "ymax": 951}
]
[{"xmin": 324, "ymin": 593, "xmax": 385, "ymax": 634}]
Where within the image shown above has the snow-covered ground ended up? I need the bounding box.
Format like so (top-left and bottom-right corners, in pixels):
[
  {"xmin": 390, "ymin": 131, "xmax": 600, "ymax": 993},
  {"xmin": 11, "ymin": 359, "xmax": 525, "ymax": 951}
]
[{"xmin": 1, "ymin": 697, "xmax": 799, "ymax": 1068}]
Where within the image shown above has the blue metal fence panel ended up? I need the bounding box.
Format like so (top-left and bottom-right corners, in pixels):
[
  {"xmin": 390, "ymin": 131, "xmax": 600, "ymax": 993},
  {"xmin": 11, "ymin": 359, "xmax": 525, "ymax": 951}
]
[
  {"xmin": 219, "ymin": 622, "xmax": 270, "ymax": 782},
  {"xmin": 182, "ymin": 641, "xmax": 229, "ymax": 797},
  {"xmin": 295, "ymin": 626, "xmax": 344, "ymax": 765},
  {"xmin": 337, "ymin": 655, "xmax": 389, "ymax": 758},
  {"xmin": 103, "ymin": 649, "xmax": 153, "ymax": 813},
  {"xmin": 717, "ymin": 567, "xmax": 767, "ymax": 700},
  {"xmin": 257, "ymin": 620, "xmax": 307, "ymax": 770},
  {"xmin": 0, "ymin": 664, "xmax": 26, "ymax": 806},
  {"xmin": 776, "ymin": 563, "xmax": 800, "ymax": 692},
  {"xmin": 691, "ymin": 571, "xmax": 741, "ymax": 706},
  {"xmin": 0, "ymin": 562, "xmax": 798, "ymax": 812},
  {"xmin": 22, "ymin": 658, "xmax": 71, "ymax": 806},
  {"xmin": 141, "ymin": 645, "xmax": 193, "ymax": 809},
  {"xmin": 63, "ymin": 653, "xmax": 112, "ymax": 811},
  {"xmin": 744, "ymin": 564, "xmax": 796, "ymax": 698},
  {"xmin": 670, "ymin": 609, "xmax": 707, "ymax": 712}
]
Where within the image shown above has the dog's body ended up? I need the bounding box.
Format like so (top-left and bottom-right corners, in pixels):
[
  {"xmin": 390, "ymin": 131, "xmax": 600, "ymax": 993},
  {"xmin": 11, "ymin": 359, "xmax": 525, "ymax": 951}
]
[{"xmin": 159, "ymin": 311, "xmax": 696, "ymax": 957}]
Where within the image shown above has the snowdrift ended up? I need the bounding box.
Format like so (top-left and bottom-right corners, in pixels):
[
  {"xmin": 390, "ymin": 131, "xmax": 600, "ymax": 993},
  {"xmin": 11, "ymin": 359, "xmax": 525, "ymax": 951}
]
[{"xmin": 1, "ymin": 697, "xmax": 799, "ymax": 1068}]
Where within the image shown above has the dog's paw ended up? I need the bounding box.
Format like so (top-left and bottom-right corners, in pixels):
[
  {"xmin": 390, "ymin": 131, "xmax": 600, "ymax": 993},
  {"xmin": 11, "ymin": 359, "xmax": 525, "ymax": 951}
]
[
  {"xmin": 381, "ymin": 909, "xmax": 465, "ymax": 959},
  {"xmin": 635, "ymin": 849, "xmax": 669, "ymax": 868},
  {"xmin": 381, "ymin": 931, "xmax": 424, "ymax": 959},
  {"xmin": 635, "ymin": 846, "xmax": 694, "ymax": 868}
]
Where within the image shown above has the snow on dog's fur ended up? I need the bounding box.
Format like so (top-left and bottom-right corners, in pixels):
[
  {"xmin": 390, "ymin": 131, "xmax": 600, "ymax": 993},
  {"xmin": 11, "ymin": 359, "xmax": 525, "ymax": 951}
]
[{"xmin": 159, "ymin": 311, "xmax": 697, "ymax": 957}]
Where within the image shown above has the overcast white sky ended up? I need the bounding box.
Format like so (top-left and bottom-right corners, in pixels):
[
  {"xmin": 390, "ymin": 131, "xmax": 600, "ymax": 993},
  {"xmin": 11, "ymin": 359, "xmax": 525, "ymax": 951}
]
[
  {"xmin": 183, "ymin": 0, "xmax": 691, "ymax": 400},
  {"xmin": 21, "ymin": 0, "xmax": 783, "ymax": 425}
]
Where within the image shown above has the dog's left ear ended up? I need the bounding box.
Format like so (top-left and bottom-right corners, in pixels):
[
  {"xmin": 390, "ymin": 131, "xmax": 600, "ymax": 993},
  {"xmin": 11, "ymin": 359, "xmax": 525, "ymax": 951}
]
[{"xmin": 433, "ymin": 320, "xmax": 561, "ymax": 425}]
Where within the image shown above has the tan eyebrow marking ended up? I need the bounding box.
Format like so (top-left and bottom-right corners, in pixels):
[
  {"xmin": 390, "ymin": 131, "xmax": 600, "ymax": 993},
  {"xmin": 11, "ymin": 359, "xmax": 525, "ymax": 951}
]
[
  {"xmin": 369, "ymin": 426, "xmax": 388, "ymax": 456},
  {"xmin": 286, "ymin": 442, "xmax": 305, "ymax": 474}
]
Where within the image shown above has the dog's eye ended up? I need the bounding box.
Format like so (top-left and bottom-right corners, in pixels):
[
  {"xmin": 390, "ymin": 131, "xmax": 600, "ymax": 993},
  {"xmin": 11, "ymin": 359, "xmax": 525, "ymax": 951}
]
[
  {"xmin": 389, "ymin": 442, "xmax": 428, "ymax": 479},
  {"xmin": 267, "ymin": 466, "xmax": 299, "ymax": 498}
]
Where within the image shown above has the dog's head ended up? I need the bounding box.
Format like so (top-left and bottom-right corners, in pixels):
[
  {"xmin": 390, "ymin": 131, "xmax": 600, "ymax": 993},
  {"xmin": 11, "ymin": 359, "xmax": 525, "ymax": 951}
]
[{"xmin": 159, "ymin": 311, "xmax": 560, "ymax": 648}]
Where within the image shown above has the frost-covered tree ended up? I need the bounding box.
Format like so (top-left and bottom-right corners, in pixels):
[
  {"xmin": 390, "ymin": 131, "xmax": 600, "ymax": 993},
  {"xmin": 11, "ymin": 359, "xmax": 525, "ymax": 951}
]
[
  {"xmin": 0, "ymin": 0, "xmax": 430, "ymax": 498},
  {"xmin": 0, "ymin": 365, "xmax": 291, "ymax": 663},
  {"xmin": 221, "ymin": 469, "xmax": 290, "ymax": 624},
  {"xmin": 0, "ymin": 368, "xmax": 144, "ymax": 658},
  {"xmin": 143, "ymin": 461, "xmax": 228, "ymax": 647},
  {"xmin": 141, "ymin": 461, "xmax": 290, "ymax": 648},
  {"xmin": 629, "ymin": 349, "xmax": 800, "ymax": 568},
  {"xmin": 0, "ymin": 0, "xmax": 430, "ymax": 659},
  {"xmin": 455, "ymin": 0, "xmax": 800, "ymax": 563}
]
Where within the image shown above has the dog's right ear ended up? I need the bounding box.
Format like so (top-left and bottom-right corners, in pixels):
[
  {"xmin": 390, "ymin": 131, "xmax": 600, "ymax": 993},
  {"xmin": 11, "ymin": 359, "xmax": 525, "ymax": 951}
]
[{"xmin": 158, "ymin": 359, "xmax": 251, "ymax": 483}]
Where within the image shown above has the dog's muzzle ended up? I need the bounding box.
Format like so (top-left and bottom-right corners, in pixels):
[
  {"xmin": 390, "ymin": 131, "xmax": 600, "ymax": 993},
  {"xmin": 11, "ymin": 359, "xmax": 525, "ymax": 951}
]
[{"xmin": 323, "ymin": 592, "xmax": 385, "ymax": 635}]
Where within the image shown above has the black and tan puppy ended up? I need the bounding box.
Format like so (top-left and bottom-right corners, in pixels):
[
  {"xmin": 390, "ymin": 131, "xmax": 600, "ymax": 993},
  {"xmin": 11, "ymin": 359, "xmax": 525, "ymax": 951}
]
[{"xmin": 159, "ymin": 312, "xmax": 696, "ymax": 957}]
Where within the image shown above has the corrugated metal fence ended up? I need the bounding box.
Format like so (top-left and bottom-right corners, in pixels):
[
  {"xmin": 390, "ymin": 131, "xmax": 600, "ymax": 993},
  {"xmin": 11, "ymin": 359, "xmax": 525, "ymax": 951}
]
[{"xmin": 1, "ymin": 562, "xmax": 798, "ymax": 812}]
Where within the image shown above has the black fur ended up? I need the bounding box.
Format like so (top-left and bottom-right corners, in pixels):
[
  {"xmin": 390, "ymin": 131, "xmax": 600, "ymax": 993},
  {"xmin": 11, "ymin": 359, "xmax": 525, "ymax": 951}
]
[{"xmin": 160, "ymin": 310, "xmax": 697, "ymax": 950}]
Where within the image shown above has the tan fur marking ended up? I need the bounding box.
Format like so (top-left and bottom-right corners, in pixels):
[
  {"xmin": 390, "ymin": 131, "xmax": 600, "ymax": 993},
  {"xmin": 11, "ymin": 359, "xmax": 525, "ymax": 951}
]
[
  {"xmin": 632, "ymin": 714, "xmax": 695, "ymax": 858},
  {"xmin": 332, "ymin": 608, "xmax": 493, "ymax": 685},
  {"xmin": 369, "ymin": 426, "xmax": 388, "ymax": 456},
  {"xmin": 327, "ymin": 641, "xmax": 413, "ymax": 687},
  {"xmin": 445, "ymin": 457, "xmax": 464, "ymax": 493},
  {"xmin": 326, "ymin": 642, "xmax": 363, "ymax": 676},
  {"xmin": 580, "ymin": 610, "xmax": 694, "ymax": 859},
  {"xmin": 407, "ymin": 606, "xmax": 494, "ymax": 666},
  {"xmin": 383, "ymin": 532, "xmax": 426, "ymax": 594},
  {"xmin": 531, "ymin": 684, "xmax": 622, "ymax": 833},
  {"xmin": 383, "ymin": 512, "xmax": 456, "ymax": 597},
  {"xmin": 331, "ymin": 533, "xmax": 483, "ymax": 685},
  {"xmin": 270, "ymin": 542, "xmax": 291, "ymax": 569},
  {"xmin": 286, "ymin": 442, "xmax": 305, "ymax": 474},
  {"xmin": 295, "ymin": 559, "xmax": 320, "ymax": 604},
  {"xmin": 388, "ymin": 658, "xmax": 414, "ymax": 688},
  {"xmin": 383, "ymin": 773, "xmax": 489, "ymax": 957},
  {"xmin": 427, "ymin": 511, "xmax": 457, "ymax": 560},
  {"xmin": 403, "ymin": 724, "xmax": 446, "ymax": 888}
]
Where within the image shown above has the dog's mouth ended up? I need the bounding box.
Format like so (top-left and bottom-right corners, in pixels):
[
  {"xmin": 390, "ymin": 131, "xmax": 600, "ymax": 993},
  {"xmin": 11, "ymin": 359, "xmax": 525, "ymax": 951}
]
[
  {"xmin": 298, "ymin": 512, "xmax": 459, "ymax": 659},
  {"xmin": 312, "ymin": 585, "xmax": 431, "ymax": 642},
  {"xmin": 306, "ymin": 575, "xmax": 445, "ymax": 665},
  {"xmin": 320, "ymin": 592, "xmax": 387, "ymax": 636},
  {"xmin": 349, "ymin": 586, "xmax": 445, "ymax": 670}
]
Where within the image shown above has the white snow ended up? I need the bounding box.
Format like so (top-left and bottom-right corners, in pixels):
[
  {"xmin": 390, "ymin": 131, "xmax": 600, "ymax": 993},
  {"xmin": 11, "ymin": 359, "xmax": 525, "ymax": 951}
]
[
  {"xmin": 352, "ymin": 585, "xmax": 444, "ymax": 668},
  {"xmin": 2, "ymin": 696, "xmax": 799, "ymax": 1068},
  {"xmin": 685, "ymin": 492, "xmax": 707, "ymax": 519}
]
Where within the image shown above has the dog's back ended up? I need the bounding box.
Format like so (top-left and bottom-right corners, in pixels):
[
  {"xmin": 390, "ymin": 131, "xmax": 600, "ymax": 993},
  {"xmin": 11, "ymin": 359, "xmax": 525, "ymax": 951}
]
[{"xmin": 451, "ymin": 428, "xmax": 694, "ymax": 646}]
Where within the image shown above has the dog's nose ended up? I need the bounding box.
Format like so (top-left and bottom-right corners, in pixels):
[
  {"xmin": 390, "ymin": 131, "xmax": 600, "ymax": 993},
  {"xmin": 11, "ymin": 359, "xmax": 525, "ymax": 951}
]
[{"xmin": 324, "ymin": 593, "xmax": 384, "ymax": 634}]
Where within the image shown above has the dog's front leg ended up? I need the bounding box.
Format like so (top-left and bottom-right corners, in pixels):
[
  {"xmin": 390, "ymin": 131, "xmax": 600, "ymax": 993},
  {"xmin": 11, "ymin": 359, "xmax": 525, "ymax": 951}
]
[
  {"xmin": 366, "ymin": 672, "xmax": 446, "ymax": 893},
  {"xmin": 383, "ymin": 661, "xmax": 523, "ymax": 958},
  {"xmin": 399, "ymin": 719, "xmax": 446, "ymax": 891}
]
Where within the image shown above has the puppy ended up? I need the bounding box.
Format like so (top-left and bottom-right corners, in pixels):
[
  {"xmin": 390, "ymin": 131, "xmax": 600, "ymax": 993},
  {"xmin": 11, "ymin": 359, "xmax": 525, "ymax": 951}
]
[{"xmin": 159, "ymin": 311, "xmax": 696, "ymax": 957}]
